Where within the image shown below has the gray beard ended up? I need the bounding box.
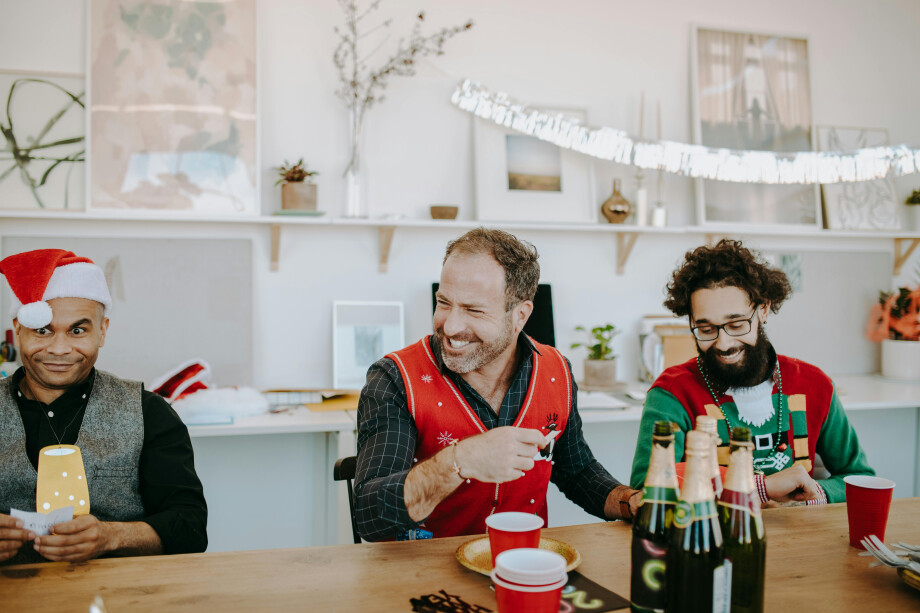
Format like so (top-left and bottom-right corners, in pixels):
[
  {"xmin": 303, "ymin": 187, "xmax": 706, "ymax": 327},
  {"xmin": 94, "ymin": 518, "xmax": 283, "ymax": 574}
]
[{"xmin": 438, "ymin": 316, "xmax": 515, "ymax": 374}]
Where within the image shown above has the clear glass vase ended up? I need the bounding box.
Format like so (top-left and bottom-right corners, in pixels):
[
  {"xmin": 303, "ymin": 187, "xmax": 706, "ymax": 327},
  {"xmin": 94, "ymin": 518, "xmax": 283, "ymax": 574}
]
[{"xmin": 344, "ymin": 107, "xmax": 367, "ymax": 218}]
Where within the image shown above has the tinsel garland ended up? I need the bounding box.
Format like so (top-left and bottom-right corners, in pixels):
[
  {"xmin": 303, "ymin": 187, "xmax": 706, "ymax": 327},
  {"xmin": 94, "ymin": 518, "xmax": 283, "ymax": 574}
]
[{"xmin": 451, "ymin": 80, "xmax": 920, "ymax": 185}]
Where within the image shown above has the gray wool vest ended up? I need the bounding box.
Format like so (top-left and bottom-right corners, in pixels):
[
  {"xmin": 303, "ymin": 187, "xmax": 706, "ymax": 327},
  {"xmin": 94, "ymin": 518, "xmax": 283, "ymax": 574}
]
[{"xmin": 0, "ymin": 370, "xmax": 145, "ymax": 565}]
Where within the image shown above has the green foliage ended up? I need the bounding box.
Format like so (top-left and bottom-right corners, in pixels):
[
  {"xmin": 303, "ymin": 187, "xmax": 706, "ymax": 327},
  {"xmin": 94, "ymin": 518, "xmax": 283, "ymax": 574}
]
[
  {"xmin": 274, "ymin": 158, "xmax": 318, "ymax": 185},
  {"xmin": 570, "ymin": 323, "xmax": 619, "ymax": 360},
  {"xmin": 906, "ymin": 189, "xmax": 920, "ymax": 205}
]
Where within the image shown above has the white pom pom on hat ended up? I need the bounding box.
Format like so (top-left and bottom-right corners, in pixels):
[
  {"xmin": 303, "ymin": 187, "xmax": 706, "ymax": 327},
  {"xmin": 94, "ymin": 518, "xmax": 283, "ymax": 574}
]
[{"xmin": 0, "ymin": 249, "xmax": 112, "ymax": 329}]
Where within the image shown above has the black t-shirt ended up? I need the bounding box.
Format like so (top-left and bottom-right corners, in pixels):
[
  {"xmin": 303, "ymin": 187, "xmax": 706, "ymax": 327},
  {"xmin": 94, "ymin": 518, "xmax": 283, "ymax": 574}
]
[{"xmin": 9, "ymin": 368, "xmax": 207, "ymax": 554}]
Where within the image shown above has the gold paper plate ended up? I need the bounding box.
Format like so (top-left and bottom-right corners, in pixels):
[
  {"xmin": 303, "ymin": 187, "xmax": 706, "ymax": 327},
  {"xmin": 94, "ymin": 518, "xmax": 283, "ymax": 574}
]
[
  {"xmin": 456, "ymin": 536, "xmax": 581, "ymax": 576},
  {"xmin": 899, "ymin": 567, "xmax": 920, "ymax": 592}
]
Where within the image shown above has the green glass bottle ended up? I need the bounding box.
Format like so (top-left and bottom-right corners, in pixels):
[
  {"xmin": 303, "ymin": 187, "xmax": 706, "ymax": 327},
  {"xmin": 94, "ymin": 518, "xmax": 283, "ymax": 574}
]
[
  {"xmin": 630, "ymin": 421, "xmax": 680, "ymax": 613},
  {"xmin": 718, "ymin": 427, "xmax": 766, "ymax": 613},
  {"xmin": 667, "ymin": 430, "xmax": 730, "ymax": 613}
]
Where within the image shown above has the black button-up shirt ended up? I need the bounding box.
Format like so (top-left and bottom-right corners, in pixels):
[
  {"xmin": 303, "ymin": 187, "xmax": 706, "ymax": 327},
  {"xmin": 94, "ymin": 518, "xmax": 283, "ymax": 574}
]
[
  {"xmin": 8, "ymin": 368, "xmax": 207, "ymax": 555},
  {"xmin": 355, "ymin": 334, "xmax": 621, "ymax": 541}
]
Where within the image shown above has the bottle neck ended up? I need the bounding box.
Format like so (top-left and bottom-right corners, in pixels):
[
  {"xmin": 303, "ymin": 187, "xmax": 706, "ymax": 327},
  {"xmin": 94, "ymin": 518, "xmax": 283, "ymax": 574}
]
[
  {"xmin": 681, "ymin": 448, "xmax": 715, "ymax": 503},
  {"xmin": 722, "ymin": 442, "xmax": 755, "ymax": 494},
  {"xmin": 645, "ymin": 436, "xmax": 679, "ymax": 489}
]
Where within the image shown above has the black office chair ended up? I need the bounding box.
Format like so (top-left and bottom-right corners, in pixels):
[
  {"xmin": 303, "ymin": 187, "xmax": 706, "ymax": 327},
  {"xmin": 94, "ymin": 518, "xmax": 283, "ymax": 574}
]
[{"xmin": 334, "ymin": 456, "xmax": 361, "ymax": 544}]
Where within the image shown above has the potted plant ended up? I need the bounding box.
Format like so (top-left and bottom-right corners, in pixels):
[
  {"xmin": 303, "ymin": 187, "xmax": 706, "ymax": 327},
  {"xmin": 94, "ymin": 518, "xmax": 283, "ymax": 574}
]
[
  {"xmin": 275, "ymin": 159, "xmax": 319, "ymax": 212},
  {"xmin": 571, "ymin": 323, "xmax": 621, "ymax": 389},
  {"xmin": 905, "ymin": 189, "xmax": 920, "ymax": 231},
  {"xmin": 866, "ymin": 286, "xmax": 920, "ymax": 379}
]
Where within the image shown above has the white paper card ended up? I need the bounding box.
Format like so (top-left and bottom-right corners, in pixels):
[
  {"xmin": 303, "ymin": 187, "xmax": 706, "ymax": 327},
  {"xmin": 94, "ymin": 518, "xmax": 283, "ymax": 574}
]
[{"xmin": 10, "ymin": 506, "xmax": 74, "ymax": 536}]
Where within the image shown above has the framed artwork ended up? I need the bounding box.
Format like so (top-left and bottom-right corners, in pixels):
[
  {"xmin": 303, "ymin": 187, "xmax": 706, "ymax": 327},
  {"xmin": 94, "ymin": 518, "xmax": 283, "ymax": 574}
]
[
  {"xmin": 0, "ymin": 71, "xmax": 85, "ymax": 210},
  {"xmin": 691, "ymin": 26, "xmax": 821, "ymax": 228},
  {"xmin": 817, "ymin": 126, "xmax": 900, "ymax": 230},
  {"xmin": 333, "ymin": 301, "xmax": 404, "ymax": 390},
  {"xmin": 473, "ymin": 108, "xmax": 596, "ymax": 224},
  {"xmin": 88, "ymin": 0, "xmax": 258, "ymax": 214}
]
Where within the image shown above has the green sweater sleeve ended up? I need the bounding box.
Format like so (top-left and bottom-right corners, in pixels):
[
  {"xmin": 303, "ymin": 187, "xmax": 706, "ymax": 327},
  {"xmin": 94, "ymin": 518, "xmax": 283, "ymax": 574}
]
[
  {"xmin": 814, "ymin": 386, "xmax": 875, "ymax": 503},
  {"xmin": 630, "ymin": 387, "xmax": 694, "ymax": 489}
]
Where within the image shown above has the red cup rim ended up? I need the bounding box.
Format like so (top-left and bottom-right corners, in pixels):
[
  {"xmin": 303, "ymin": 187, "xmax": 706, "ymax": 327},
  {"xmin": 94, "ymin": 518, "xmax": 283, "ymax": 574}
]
[
  {"xmin": 485, "ymin": 512, "xmax": 544, "ymax": 532},
  {"xmin": 491, "ymin": 570, "xmax": 567, "ymax": 592},
  {"xmin": 844, "ymin": 475, "xmax": 895, "ymax": 490}
]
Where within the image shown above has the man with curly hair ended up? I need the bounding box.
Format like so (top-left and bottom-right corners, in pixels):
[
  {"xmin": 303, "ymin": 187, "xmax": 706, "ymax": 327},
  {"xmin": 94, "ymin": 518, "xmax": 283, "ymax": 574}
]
[{"xmin": 630, "ymin": 240, "xmax": 874, "ymax": 505}]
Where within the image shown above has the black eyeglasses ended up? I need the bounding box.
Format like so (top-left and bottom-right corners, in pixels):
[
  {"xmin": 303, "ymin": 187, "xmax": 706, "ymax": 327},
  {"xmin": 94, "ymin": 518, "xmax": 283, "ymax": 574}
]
[{"xmin": 690, "ymin": 309, "xmax": 758, "ymax": 341}]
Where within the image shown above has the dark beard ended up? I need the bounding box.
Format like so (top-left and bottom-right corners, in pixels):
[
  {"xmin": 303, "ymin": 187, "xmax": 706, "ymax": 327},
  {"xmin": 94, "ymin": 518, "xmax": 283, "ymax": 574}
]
[{"xmin": 698, "ymin": 326, "xmax": 774, "ymax": 391}]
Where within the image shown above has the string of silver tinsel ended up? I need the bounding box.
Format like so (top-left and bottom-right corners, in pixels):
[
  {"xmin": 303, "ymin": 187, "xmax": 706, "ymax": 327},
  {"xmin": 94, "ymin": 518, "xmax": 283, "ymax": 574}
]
[{"xmin": 450, "ymin": 80, "xmax": 920, "ymax": 185}]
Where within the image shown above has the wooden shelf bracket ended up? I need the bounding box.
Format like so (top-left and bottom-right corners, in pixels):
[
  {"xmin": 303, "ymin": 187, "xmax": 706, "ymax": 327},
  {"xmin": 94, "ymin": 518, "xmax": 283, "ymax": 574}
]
[
  {"xmin": 616, "ymin": 232, "xmax": 639, "ymax": 275},
  {"xmin": 379, "ymin": 226, "xmax": 396, "ymax": 273},
  {"xmin": 894, "ymin": 237, "xmax": 920, "ymax": 276}
]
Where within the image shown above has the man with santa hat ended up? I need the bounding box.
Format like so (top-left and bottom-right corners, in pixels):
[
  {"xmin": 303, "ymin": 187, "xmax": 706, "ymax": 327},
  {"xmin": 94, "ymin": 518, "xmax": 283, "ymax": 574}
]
[{"xmin": 0, "ymin": 249, "xmax": 207, "ymax": 564}]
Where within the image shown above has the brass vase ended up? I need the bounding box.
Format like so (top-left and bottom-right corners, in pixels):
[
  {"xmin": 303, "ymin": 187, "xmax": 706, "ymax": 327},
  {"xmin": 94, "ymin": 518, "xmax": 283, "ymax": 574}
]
[{"xmin": 601, "ymin": 179, "xmax": 631, "ymax": 224}]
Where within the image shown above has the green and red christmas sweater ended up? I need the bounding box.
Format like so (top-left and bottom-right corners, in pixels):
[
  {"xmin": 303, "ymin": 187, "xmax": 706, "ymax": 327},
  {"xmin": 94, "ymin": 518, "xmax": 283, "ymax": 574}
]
[{"xmin": 629, "ymin": 355, "xmax": 874, "ymax": 503}]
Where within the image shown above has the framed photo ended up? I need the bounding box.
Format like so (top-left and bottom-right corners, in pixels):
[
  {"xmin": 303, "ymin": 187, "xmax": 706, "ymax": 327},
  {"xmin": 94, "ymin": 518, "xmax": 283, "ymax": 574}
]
[
  {"xmin": 691, "ymin": 26, "xmax": 821, "ymax": 228},
  {"xmin": 816, "ymin": 126, "xmax": 900, "ymax": 230},
  {"xmin": 88, "ymin": 0, "xmax": 258, "ymax": 214},
  {"xmin": 333, "ymin": 301, "xmax": 405, "ymax": 390},
  {"xmin": 0, "ymin": 71, "xmax": 85, "ymax": 210},
  {"xmin": 473, "ymin": 108, "xmax": 596, "ymax": 224}
]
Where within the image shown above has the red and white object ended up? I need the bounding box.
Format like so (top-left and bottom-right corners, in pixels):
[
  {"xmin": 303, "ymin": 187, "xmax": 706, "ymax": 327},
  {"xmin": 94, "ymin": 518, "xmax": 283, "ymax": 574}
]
[
  {"xmin": 151, "ymin": 359, "xmax": 211, "ymax": 403},
  {"xmin": 0, "ymin": 249, "xmax": 112, "ymax": 329},
  {"xmin": 844, "ymin": 475, "xmax": 896, "ymax": 548},
  {"xmin": 485, "ymin": 512, "xmax": 544, "ymax": 566},
  {"xmin": 491, "ymin": 548, "xmax": 568, "ymax": 613}
]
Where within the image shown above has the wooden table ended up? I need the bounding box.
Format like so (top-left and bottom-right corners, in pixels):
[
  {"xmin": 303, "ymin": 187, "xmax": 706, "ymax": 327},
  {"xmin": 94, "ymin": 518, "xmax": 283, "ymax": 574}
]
[{"xmin": 2, "ymin": 499, "xmax": 919, "ymax": 612}]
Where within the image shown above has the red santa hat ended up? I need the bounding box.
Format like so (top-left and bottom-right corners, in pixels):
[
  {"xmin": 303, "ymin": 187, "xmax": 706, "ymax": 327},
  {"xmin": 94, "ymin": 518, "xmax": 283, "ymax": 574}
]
[{"xmin": 0, "ymin": 249, "xmax": 112, "ymax": 329}]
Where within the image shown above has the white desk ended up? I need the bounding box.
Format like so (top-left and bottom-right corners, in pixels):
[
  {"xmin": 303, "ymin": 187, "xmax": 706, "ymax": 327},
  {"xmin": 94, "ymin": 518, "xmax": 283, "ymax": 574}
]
[{"xmin": 187, "ymin": 375, "xmax": 920, "ymax": 551}]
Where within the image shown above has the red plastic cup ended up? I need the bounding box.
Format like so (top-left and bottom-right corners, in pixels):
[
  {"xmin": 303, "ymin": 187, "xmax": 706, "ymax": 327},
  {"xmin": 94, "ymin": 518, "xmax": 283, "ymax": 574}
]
[
  {"xmin": 844, "ymin": 475, "xmax": 896, "ymax": 549},
  {"xmin": 485, "ymin": 512, "xmax": 543, "ymax": 566},
  {"xmin": 492, "ymin": 549, "xmax": 568, "ymax": 613}
]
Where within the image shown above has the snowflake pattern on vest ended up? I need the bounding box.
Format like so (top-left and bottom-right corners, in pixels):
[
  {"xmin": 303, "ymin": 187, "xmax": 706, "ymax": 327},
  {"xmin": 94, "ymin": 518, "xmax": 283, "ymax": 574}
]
[
  {"xmin": 421, "ymin": 374, "xmax": 433, "ymax": 383},
  {"xmin": 437, "ymin": 431, "xmax": 456, "ymax": 447}
]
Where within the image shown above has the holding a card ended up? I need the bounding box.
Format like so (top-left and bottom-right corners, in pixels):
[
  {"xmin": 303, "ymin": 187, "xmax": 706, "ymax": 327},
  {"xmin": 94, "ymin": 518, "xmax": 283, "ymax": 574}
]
[{"xmin": 0, "ymin": 249, "xmax": 208, "ymax": 564}]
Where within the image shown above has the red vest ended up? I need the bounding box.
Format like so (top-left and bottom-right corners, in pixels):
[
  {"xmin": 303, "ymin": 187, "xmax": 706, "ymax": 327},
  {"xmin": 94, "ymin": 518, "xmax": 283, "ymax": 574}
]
[
  {"xmin": 652, "ymin": 355, "xmax": 833, "ymax": 473},
  {"xmin": 387, "ymin": 336, "xmax": 571, "ymax": 538}
]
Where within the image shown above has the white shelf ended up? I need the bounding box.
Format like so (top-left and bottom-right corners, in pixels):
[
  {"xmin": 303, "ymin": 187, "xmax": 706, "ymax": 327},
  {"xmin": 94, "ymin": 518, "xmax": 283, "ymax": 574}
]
[{"xmin": 1, "ymin": 210, "xmax": 916, "ymax": 274}]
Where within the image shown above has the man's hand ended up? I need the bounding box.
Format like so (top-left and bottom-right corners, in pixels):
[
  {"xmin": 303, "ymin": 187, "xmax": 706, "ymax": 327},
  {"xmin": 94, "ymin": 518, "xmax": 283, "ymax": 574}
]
[
  {"xmin": 764, "ymin": 464, "xmax": 822, "ymax": 503},
  {"xmin": 0, "ymin": 514, "xmax": 36, "ymax": 562},
  {"xmin": 34, "ymin": 515, "xmax": 114, "ymax": 562},
  {"xmin": 454, "ymin": 427, "xmax": 547, "ymax": 483}
]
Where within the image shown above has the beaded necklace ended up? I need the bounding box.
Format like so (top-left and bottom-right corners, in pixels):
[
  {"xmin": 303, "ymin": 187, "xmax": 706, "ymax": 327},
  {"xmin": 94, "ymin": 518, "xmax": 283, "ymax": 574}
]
[{"xmin": 696, "ymin": 355, "xmax": 787, "ymax": 456}]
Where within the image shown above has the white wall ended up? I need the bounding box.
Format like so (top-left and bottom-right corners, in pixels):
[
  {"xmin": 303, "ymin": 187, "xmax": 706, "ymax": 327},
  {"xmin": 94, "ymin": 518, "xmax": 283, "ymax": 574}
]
[{"xmin": 2, "ymin": 0, "xmax": 920, "ymax": 388}]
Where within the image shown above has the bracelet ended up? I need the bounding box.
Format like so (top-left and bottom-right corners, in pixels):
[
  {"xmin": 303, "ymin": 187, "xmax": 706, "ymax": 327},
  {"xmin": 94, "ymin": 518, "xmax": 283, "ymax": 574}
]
[
  {"xmin": 754, "ymin": 472, "xmax": 769, "ymax": 504},
  {"xmin": 449, "ymin": 439, "xmax": 465, "ymax": 480},
  {"xmin": 619, "ymin": 489, "xmax": 641, "ymax": 521}
]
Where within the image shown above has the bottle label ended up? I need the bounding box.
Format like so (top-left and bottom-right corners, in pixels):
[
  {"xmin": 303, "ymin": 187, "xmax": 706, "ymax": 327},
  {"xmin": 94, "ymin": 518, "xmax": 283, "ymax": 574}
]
[
  {"xmin": 712, "ymin": 559, "xmax": 732, "ymax": 613},
  {"xmin": 673, "ymin": 500, "xmax": 717, "ymax": 529},
  {"xmin": 718, "ymin": 488, "xmax": 760, "ymax": 515},
  {"xmin": 640, "ymin": 486, "xmax": 679, "ymax": 505},
  {"xmin": 630, "ymin": 536, "xmax": 667, "ymax": 612}
]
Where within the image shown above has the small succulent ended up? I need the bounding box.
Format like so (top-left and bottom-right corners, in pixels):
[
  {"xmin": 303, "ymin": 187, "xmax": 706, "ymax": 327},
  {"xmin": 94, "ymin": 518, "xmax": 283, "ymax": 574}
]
[
  {"xmin": 906, "ymin": 189, "xmax": 920, "ymax": 205},
  {"xmin": 570, "ymin": 324, "xmax": 620, "ymax": 360},
  {"xmin": 274, "ymin": 159, "xmax": 318, "ymax": 186}
]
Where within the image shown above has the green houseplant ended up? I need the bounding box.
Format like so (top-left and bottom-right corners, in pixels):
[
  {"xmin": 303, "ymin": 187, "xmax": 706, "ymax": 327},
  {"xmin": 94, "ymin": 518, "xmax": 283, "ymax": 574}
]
[
  {"xmin": 905, "ymin": 189, "xmax": 920, "ymax": 231},
  {"xmin": 275, "ymin": 159, "xmax": 319, "ymax": 212},
  {"xmin": 571, "ymin": 324, "xmax": 621, "ymax": 389}
]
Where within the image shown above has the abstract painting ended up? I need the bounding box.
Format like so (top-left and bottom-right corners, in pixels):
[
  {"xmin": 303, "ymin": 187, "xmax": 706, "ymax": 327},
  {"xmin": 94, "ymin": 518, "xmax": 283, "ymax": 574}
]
[
  {"xmin": 692, "ymin": 27, "xmax": 821, "ymax": 227},
  {"xmin": 817, "ymin": 126, "xmax": 900, "ymax": 230},
  {"xmin": 89, "ymin": 0, "xmax": 257, "ymax": 213},
  {"xmin": 0, "ymin": 73, "xmax": 85, "ymax": 210}
]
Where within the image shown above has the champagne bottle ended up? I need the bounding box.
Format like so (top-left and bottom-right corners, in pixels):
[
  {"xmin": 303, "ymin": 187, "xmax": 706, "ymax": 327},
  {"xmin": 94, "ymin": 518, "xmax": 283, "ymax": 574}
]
[
  {"xmin": 718, "ymin": 427, "xmax": 766, "ymax": 613},
  {"xmin": 631, "ymin": 421, "xmax": 680, "ymax": 613},
  {"xmin": 668, "ymin": 430, "xmax": 730, "ymax": 613},
  {"xmin": 696, "ymin": 415, "xmax": 724, "ymax": 498}
]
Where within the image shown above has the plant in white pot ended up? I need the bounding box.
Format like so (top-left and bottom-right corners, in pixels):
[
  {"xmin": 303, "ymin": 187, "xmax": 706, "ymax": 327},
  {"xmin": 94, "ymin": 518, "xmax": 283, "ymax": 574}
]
[
  {"xmin": 275, "ymin": 159, "xmax": 319, "ymax": 212},
  {"xmin": 905, "ymin": 189, "xmax": 920, "ymax": 231},
  {"xmin": 571, "ymin": 323, "xmax": 621, "ymax": 389},
  {"xmin": 866, "ymin": 285, "xmax": 920, "ymax": 380}
]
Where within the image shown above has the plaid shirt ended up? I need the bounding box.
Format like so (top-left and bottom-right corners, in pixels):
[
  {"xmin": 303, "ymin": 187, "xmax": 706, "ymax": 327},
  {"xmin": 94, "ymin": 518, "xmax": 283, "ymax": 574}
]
[{"xmin": 355, "ymin": 334, "xmax": 621, "ymax": 541}]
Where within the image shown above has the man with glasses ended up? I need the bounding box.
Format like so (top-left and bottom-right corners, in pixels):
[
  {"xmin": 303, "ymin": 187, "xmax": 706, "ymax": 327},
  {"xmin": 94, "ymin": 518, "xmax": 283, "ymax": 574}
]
[
  {"xmin": 355, "ymin": 228, "xmax": 641, "ymax": 541},
  {"xmin": 630, "ymin": 239, "xmax": 874, "ymax": 505}
]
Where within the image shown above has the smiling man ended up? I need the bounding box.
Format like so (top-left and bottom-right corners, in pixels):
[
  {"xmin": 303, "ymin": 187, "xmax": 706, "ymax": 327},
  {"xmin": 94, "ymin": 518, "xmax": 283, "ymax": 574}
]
[
  {"xmin": 630, "ymin": 239, "xmax": 874, "ymax": 505},
  {"xmin": 355, "ymin": 228, "xmax": 640, "ymax": 541},
  {"xmin": 0, "ymin": 249, "xmax": 206, "ymax": 564}
]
